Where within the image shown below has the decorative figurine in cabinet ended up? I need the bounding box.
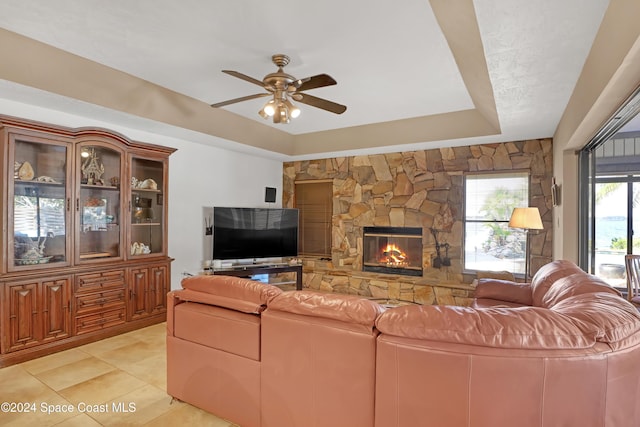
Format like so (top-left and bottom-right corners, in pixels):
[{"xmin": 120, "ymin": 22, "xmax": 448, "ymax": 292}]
[{"xmin": 77, "ymin": 143, "xmax": 124, "ymax": 262}]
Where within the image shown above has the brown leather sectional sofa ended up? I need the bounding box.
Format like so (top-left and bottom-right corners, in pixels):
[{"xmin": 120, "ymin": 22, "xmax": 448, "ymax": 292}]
[{"xmin": 167, "ymin": 261, "xmax": 640, "ymax": 427}]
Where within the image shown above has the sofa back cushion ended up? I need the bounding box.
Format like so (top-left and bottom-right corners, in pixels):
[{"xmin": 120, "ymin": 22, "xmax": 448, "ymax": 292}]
[
  {"xmin": 261, "ymin": 291, "xmax": 380, "ymax": 427},
  {"xmin": 530, "ymin": 260, "xmax": 584, "ymax": 306},
  {"xmin": 474, "ymin": 279, "xmax": 533, "ymax": 306},
  {"xmin": 541, "ymin": 273, "xmax": 621, "ymax": 308},
  {"xmin": 180, "ymin": 275, "xmax": 282, "ymax": 313},
  {"xmin": 375, "ymin": 304, "xmax": 596, "ymax": 349},
  {"xmin": 268, "ymin": 290, "xmax": 383, "ymax": 327},
  {"xmin": 551, "ymin": 292, "xmax": 640, "ymax": 344}
]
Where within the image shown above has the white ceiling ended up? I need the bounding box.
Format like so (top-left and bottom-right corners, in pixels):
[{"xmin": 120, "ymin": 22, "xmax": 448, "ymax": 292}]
[{"xmin": 0, "ymin": 0, "xmax": 611, "ymax": 160}]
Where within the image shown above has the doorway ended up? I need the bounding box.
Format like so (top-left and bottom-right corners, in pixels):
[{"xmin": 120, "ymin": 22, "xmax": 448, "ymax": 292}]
[{"xmin": 581, "ymin": 126, "xmax": 640, "ymax": 288}]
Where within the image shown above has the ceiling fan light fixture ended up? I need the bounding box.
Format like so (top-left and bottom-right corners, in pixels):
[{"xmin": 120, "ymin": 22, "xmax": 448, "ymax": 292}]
[
  {"xmin": 284, "ymin": 98, "xmax": 301, "ymax": 118},
  {"xmin": 263, "ymin": 100, "xmax": 276, "ymax": 116},
  {"xmin": 277, "ymin": 103, "xmax": 290, "ymax": 124}
]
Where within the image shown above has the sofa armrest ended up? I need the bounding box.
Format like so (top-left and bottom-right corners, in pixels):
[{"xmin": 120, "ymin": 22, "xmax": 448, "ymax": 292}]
[
  {"xmin": 172, "ymin": 288, "xmax": 269, "ymax": 314},
  {"xmin": 167, "ymin": 291, "xmax": 184, "ymax": 337},
  {"xmin": 474, "ymin": 279, "xmax": 533, "ymax": 306},
  {"xmin": 179, "ymin": 275, "xmax": 282, "ymax": 313}
]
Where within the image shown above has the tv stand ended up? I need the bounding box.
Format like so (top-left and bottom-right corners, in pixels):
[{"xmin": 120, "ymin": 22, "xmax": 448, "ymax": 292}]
[{"xmin": 211, "ymin": 263, "xmax": 303, "ymax": 290}]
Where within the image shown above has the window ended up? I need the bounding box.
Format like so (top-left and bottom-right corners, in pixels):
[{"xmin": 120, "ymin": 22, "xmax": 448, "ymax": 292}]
[
  {"xmin": 295, "ymin": 181, "xmax": 332, "ymax": 257},
  {"xmin": 464, "ymin": 172, "xmax": 529, "ymax": 274},
  {"xmin": 14, "ymin": 194, "xmax": 66, "ymax": 261},
  {"xmin": 14, "ymin": 195, "xmax": 66, "ymax": 238}
]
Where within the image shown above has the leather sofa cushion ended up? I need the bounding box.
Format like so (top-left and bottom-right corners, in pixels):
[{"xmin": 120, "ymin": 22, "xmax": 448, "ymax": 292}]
[
  {"xmin": 174, "ymin": 301, "xmax": 261, "ymax": 360},
  {"xmin": 551, "ymin": 292, "xmax": 640, "ymax": 344},
  {"xmin": 472, "ymin": 298, "xmax": 528, "ymax": 309},
  {"xmin": 530, "ymin": 260, "xmax": 584, "ymax": 307},
  {"xmin": 181, "ymin": 275, "xmax": 282, "ymax": 313},
  {"xmin": 474, "ymin": 279, "xmax": 533, "ymax": 306},
  {"xmin": 541, "ymin": 273, "xmax": 621, "ymax": 308},
  {"xmin": 167, "ymin": 336, "xmax": 261, "ymax": 427},
  {"xmin": 261, "ymin": 298, "xmax": 379, "ymax": 427},
  {"xmin": 269, "ymin": 290, "xmax": 383, "ymax": 327},
  {"xmin": 375, "ymin": 304, "xmax": 596, "ymax": 349}
]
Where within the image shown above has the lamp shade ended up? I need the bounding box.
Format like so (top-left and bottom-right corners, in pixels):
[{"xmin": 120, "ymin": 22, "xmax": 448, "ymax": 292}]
[{"xmin": 508, "ymin": 207, "xmax": 543, "ymax": 230}]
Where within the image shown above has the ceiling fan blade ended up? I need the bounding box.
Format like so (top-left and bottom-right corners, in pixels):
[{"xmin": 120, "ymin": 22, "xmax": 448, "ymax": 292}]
[
  {"xmin": 295, "ymin": 93, "xmax": 347, "ymax": 114},
  {"xmin": 222, "ymin": 70, "xmax": 265, "ymax": 87},
  {"xmin": 296, "ymin": 74, "xmax": 337, "ymax": 92},
  {"xmin": 210, "ymin": 93, "xmax": 270, "ymax": 108}
]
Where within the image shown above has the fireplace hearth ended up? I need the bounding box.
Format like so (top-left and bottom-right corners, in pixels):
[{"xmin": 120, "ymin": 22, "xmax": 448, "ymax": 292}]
[{"xmin": 363, "ymin": 227, "xmax": 423, "ymax": 276}]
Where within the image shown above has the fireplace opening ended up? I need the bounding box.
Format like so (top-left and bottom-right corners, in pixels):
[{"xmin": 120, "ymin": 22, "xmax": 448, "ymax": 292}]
[{"xmin": 363, "ymin": 227, "xmax": 423, "ymax": 276}]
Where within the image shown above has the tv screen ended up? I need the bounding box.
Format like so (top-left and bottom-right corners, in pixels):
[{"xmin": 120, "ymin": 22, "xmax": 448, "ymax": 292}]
[{"xmin": 213, "ymin": 207, "xmax": 299, "ymax": 260}]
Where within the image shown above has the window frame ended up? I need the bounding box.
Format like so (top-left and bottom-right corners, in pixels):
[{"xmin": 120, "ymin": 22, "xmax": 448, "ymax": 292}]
[{"xmin": 463, "ymin": 170, "xmax": 531, "ymax": 276}]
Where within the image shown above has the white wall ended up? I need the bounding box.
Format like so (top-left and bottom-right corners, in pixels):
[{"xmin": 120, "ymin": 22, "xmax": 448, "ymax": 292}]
[
  {"xmin": 0, "ymin": 99, "xmax": 284, "ymax": 289},
  {"xmin": 552, "ymin": 149, "xmax": 580, "ymax": 263},
  {"xmin": 167, "ymin": 139, "xmax": 283, "ymax": 285},
  {"xmin": 552, "ymin": 2, "xmax": 640, "ymax": 262}
]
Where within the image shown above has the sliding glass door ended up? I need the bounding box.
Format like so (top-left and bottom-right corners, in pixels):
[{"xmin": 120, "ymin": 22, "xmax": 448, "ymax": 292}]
[
  {"xmin": 593, "ymin": 177, "xmax": 637, "ymax": 287},
  {"xmin": 580, "ymin": 129, "xmax": 640, "ymax": 288},
  {"xmin": 579, "ymin": 86, "xmax": 640, "ymax": 290}
]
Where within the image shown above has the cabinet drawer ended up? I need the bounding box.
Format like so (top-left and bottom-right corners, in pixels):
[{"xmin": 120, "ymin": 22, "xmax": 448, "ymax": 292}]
[
  {"xmin": 75, "ymin": 288, "xmax": 125, "ymax": 315},
  {"xmin": 75, "ymin": 307, "xmax": 126, "ymax": 335},
  {"xmin": 75, "ymin": 270, "xmax": 126, "ymax": 293}
]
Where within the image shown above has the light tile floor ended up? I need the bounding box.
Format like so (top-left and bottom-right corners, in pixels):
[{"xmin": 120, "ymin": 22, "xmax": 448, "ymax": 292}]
[{"xmin": 0, "ymin": 323, "xmax": 237, "ymax": 426}]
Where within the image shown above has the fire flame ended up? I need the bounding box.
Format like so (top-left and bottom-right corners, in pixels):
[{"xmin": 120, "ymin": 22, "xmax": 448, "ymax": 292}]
[{"xmin": 380, "ymin": 243, "xmax": 408, "ymax": 266}]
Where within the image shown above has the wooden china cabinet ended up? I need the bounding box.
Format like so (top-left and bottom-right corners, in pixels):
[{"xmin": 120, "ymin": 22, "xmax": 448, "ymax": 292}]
[{"xmin": 0, "ymin": 115, "xmax": 175, "ymax": 366}]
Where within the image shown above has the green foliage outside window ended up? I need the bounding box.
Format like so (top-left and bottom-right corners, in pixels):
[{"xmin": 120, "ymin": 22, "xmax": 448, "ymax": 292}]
[
  {"xmin": 480, "ymin": 187, "xmax": 525, "ymax": 253},
  {"xmin": 610, "ymin": 237, "xmax": 640, "ymax": 250}
]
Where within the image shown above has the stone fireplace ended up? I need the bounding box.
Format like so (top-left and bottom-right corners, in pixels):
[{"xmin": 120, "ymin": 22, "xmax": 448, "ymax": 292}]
[
  {"xmin": 363, "ymin": 227, "xmax": 423, "ymax": 277},
  {"xmin": 283, "ymin": 139, "xmax": 553, "ymax": 304}
]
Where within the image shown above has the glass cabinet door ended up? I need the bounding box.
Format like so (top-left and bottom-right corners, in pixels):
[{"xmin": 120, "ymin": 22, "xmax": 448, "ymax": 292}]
[
  {"xmin": 76, "ymin": 143, "xmax": 123, "ymax": 262},
  {"xmin": 10, "ymin": 136, "xmax": 71, "ymax": 270},
  {"xmin": 130, "ymin": 156, "xmax": 165, "ymax": 257}
]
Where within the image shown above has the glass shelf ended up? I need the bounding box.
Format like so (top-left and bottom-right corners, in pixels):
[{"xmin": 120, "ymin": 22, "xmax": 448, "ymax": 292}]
[{"xmin": 80, "ymin": 184, "xmax": 119, "ymax": 190}]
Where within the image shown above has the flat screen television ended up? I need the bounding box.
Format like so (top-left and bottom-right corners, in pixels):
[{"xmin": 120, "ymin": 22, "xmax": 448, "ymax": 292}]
[{"xmin": 213, "ymin": 207, "xmax": 299, "ymax": 260}]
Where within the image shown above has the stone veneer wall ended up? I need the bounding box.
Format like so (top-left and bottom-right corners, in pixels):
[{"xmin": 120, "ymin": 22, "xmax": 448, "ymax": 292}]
[{"xmin": 283, "ymin": 139, "xmax": 553, "ymax": 305}]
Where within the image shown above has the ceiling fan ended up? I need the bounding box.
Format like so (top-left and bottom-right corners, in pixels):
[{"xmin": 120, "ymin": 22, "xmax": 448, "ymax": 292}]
[{"xmin": 210, "ymin": 54, "xmax": 347, "ymax": 124}]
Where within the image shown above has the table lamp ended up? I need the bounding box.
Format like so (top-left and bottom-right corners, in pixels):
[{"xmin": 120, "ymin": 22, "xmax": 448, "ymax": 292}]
[{"xmin": 509, "ymin": 207, "xmax": 543, "ymax": 279}]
